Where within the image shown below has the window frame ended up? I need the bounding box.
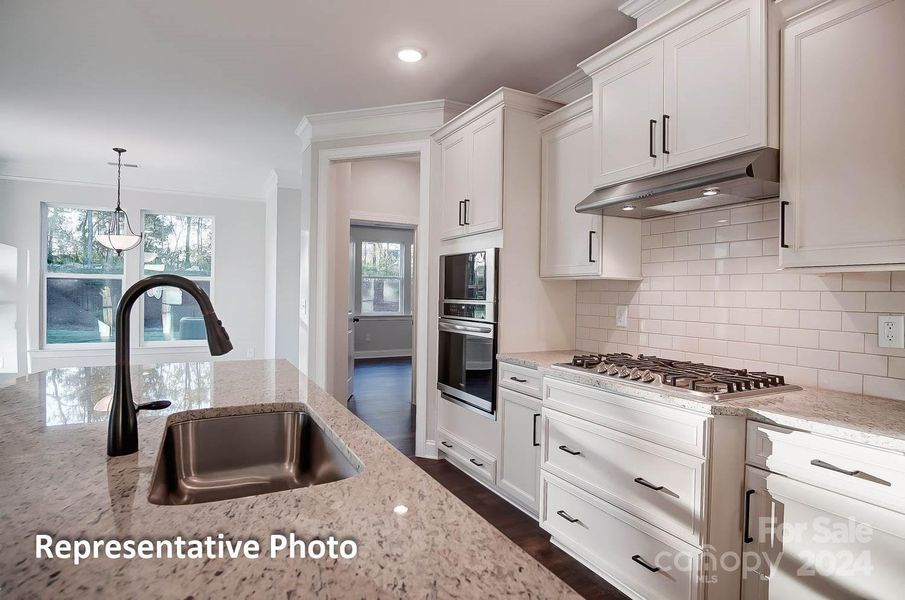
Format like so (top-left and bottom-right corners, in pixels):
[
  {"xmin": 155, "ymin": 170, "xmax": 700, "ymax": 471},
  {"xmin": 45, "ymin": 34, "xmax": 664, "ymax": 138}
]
[
  {"xmin": 139, "ymin": 209, "xmax": 216, "ymax": 348},
  {"xmin": 41, "ymin": 202, "xmax": 127, "ymax": 350},
  {"xmin": 355, "ymin": 238, "xmax": 410, "ymax": 317}
]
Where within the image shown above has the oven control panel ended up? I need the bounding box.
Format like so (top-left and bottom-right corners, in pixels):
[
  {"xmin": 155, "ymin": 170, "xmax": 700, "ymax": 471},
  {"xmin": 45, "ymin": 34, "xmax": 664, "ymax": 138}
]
[{"xmin": 442, "ymin": 302, "xmax": 490, "ymax": 321}]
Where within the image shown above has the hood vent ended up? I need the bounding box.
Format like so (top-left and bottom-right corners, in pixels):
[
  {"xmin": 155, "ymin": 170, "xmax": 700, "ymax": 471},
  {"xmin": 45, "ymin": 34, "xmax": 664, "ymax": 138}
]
[{"xmin": 575, "ymin": 148, "xmax": 780, "ymax": 219}]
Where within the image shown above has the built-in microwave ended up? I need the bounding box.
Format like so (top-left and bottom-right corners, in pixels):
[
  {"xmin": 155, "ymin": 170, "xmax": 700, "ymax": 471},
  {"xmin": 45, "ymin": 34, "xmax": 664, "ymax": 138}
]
[{"xmin": 437, "ymin": 249, "xmax": 499, "ymax": 416}]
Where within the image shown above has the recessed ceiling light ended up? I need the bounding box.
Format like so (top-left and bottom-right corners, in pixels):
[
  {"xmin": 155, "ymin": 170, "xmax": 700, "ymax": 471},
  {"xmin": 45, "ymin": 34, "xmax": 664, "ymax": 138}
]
[
  {"xmin": 396, "ymin": 48, "xmax": 424, "ymax": 63},
  {"xmin": 621, "ymin": 205, "xmax": 635, "ymax": 211},
  {"xmin": 393, "ymin": 504, "xmax": 409, "ymax": 514},
  {"xmin": 702, "ymin": 187, "xmax": 720, "ymax": 196}
]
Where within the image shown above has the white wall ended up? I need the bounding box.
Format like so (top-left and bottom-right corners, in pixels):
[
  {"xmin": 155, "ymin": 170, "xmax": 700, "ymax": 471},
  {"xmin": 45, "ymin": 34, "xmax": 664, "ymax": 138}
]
[
  {"xmin": 0, "ymin": 177, "xmax": 267, "ymax": 374},
  {"xmin": 576, "ymin": 200, "xmax": 905, "ymax": 401},
  {"xmin": 275, "ymin": 185, "xmax": 302, "ymax": 364}
]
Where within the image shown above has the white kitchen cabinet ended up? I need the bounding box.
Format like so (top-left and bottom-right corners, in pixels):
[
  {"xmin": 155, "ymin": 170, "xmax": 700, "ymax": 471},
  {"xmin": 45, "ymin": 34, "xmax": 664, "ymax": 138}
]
[
  {"xmin": 778, "ymin": 0, "xmax": 905, "ymax": 270},
  {"xmin": 438, "ymin": 131, "xmax": 470, "ymax": 240},
  {"xmin": 579, "ymin": 0, "xmax": 770, "ymax": 188},
  {"xmin": 742, "ymin": 466, "xmax": 905, "ymax": 600},
  {"xmin": 434, "ymin": 89, "xmax": 561, "ymax": 241},
  {"xmin": 661, "ymin": 0, "xmax": 766, "ymax": 169},
  {"xmin": 499, "ymin": 387, "xmax": 542, "ymax": 514},
  {"xmin": 539, "ymin": 96, "xmax": 643, "ymax": 279}
]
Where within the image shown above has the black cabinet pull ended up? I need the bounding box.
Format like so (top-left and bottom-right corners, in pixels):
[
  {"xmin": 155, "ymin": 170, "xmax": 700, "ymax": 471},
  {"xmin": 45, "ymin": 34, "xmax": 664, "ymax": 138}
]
[
  {"xmin": 588, "ymin": 230, "xmax": 596, "ymax": 263},
  {"xmin": 744, "ymin": 489, "xmax": 755, "ymax": 543},
  {"xmin": 556, "ymin": 510, "xmax": 579, "ymax": 523},
  {"xmin": 634, "ymin": 477, "xmax": 665, "ymax": 491},
  {"xmin": 780, "ymin": 200, "xmax": 790, "ymax": 248},
  {"xmin": 810, "ymin": 459, "xmax": 860, "ymax": 477},
  {"xmin": 532, "ymin": 413, "xmax": 540, "ymax": 447},
  {"xmin": 469, "ymin": 458, "xmax": 483, "ymax": 467},
  {"xmin": 463, "ymin": 198, "xmax": 470, "ymax": 225},
  {"xmin": 441, "ymin": 441, "xmax": 453, "ymax": 448},
  {"xmin": 509, "ymin": 376, "xmax": 528, "ymax": 383},
  {"xmin": 649, "ymin": 119, "xmax": 657, "ymax": 158},
  {"xmin": 458, "ymin": 200, "xmax": 465, "ymax": 227},
  {"xmin": 632, "ymin": 555, "xmax": 661, "ymax": 573},
  {"xmin": 558, "ymin": 445, "xmax": 581, "ymax": 456},
  {"xmin": 662, "ymin": 114, "xmax": 670, "ymax": 154}
]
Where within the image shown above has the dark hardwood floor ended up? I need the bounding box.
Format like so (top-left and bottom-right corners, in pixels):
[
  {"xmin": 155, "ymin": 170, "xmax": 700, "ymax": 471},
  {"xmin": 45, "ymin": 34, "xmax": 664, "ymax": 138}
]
[
  {"xmin": 412, "ymin": 457, "xmax": 628, "ymax": 600},
  {"xmin": 347, "ymin": 358, "xmax": 627, "ymax": 599},
  {"xmin": 347, "ymin": 357, "xmax": 415, "ymax": 456}
]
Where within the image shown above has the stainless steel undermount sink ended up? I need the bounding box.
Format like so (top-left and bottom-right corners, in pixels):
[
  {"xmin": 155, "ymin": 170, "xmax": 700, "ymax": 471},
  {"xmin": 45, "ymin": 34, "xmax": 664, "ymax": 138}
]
[{"xmin": 148, "ymin": 410, "xmax": 359, "ymax": 505}]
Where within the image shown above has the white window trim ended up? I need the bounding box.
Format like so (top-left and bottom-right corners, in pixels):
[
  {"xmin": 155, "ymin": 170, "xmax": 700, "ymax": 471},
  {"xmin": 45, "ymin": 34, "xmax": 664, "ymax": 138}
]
[
  {"xmin": 138, "ymin": 210, "xmax": 216, "ymax": 348},
  {"xmin": 356, "ymin": 239, "xmax": 408, "ymax": 317},
  {"xmin": 41, "ymin": 203, "xmax": 126, "ymax": 349}
]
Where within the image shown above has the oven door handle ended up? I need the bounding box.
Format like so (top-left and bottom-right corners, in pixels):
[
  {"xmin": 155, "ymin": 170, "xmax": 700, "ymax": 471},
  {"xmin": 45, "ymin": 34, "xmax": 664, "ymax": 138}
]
[{"xmin": 438, "ymin": 320, "xmax": 494, "ymax": 336}]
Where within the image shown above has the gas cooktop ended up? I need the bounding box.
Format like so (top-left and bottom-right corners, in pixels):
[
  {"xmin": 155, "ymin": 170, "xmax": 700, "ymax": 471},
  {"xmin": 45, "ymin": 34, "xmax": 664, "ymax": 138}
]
[{"xmin": 553, "ymin": 353, "xmax": 800, "ymax": 402}]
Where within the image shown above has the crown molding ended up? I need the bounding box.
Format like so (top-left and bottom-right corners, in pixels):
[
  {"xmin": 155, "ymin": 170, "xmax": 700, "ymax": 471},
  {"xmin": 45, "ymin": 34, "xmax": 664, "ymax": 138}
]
[
  {"xmin": 432, "ymin": 87, "xmax": 564, "ymax": 141},
  {"xmin": 537, "ymin": 69, "xmax": 592, "ymax": 104},
  {"xmin": 537, "ymin": 94, "xmax": 592, "ymax": 132},
  {"xmin": 0, "ymin": 174, "xmax": 265, "ymax": 203},
  {"xmin": 295, "ymin": 99, "xmax": 469, "ymax": 150}
]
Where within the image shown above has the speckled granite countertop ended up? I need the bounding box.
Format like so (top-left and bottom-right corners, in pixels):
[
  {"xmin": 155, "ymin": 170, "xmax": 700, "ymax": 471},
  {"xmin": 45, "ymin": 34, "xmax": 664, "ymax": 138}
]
[
  {"xmin": 498, "ymin": 351, "xmax": 905, "ymax": 453},
  {"xmin": 0, "ymin": 359, "xmax": 578, "ymax": 599}
]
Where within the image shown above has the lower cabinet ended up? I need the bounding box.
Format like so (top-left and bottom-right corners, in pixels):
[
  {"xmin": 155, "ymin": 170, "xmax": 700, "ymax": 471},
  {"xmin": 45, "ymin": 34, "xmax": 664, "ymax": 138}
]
[
  {"xmin": 742, "ymin": 467, "xmax": 905, "ymax": 600},
  {"xmin": 498, "ymin": 387, "xmax": 542, "ymax": 514}
]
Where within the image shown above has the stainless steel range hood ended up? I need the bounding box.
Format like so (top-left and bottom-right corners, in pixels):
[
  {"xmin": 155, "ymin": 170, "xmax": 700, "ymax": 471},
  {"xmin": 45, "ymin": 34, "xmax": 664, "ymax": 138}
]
[{"xmin": 575, "ymin": 148, "xmax": 780, "ymax": 219}]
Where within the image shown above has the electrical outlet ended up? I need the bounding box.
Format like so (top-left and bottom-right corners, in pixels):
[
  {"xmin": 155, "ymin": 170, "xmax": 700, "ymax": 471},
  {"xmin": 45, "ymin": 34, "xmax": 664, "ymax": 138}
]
[
  {"xmin": 616, "ymin": 305, "xmax": 629, "ymax": 328},
  {"xmin": 878, "ymin": 315, "xmax": 905, "ymax": 349}
]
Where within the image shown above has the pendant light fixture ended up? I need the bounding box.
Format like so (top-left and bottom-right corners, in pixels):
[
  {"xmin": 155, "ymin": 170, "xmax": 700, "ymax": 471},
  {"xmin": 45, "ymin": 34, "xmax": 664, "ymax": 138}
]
[{"xmin": 95, "ymin": 147, "xmax": 143, "ymax": 255}]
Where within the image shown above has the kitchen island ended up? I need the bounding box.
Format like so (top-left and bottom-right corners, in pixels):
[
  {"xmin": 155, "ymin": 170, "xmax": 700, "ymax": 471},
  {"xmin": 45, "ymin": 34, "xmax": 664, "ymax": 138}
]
[{"xmin": 0, "ymin": 359, "xmax": 578, "ymax": 598}]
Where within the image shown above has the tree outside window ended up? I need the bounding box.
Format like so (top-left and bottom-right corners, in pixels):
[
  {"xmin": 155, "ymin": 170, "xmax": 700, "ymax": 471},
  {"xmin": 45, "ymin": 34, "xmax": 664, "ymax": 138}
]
[{"xmin": 360, "ymin": 241, "xmax": 402, "ymax": 314}]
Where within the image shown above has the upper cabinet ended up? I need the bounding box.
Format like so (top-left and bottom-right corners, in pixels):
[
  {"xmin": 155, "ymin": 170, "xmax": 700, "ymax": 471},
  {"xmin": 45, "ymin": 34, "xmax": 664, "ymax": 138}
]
[
  {"xmin": 778, "ymin": 0, "xmax": 905, "ymax": 270},
  {"xmin": 539, "ymin": 96, "xmax": 642, "ymax": 279},
  {"xmin": 580, "ymin": 0, "xmax": 769, "ymax": 189},
  {"xmin": 434, "ymin": 89, "xmax": 562, "ymax": 241}
]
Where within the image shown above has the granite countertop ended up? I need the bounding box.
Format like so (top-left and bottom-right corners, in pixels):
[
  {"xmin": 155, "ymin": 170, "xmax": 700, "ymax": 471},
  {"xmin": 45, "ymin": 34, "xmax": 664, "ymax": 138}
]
[
  {"xmin": 0, "ymin": 359, "xmax": 578, "ymax": 599},
  {"xmin": 498, "ymin": 351, "xmax": 905, "ymax": 454}
]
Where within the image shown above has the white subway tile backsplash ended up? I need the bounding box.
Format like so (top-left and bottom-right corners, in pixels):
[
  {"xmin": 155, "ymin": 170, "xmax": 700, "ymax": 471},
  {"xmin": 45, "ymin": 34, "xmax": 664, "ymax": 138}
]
[
  {"xmin": 818, "ymin": 330, "xmax": 864, "ymax": 353},
  {"xmin": 574, "ymin": 201, "xmax": 905, "ymax": 399},
  {"xmin": 799, "ymin": 310, "xmax": 841, "ymax": 331}
]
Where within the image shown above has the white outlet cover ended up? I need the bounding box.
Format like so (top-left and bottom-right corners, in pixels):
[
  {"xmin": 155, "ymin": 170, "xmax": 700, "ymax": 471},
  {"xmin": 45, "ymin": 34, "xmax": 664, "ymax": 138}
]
[
  {"xmin": 616, "ymin": 305, "xmax": 629, "ymax": 328},
  {"xmin": 878, "ymin": 315, "xmax": 905, "ymax": 349}
]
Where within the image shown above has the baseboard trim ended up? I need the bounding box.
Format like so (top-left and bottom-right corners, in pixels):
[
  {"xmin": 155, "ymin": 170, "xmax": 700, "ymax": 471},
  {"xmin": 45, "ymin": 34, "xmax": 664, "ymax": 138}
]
[{"xmin": 354, "ymin": 349, "xmax": 412, "ymax": 359}]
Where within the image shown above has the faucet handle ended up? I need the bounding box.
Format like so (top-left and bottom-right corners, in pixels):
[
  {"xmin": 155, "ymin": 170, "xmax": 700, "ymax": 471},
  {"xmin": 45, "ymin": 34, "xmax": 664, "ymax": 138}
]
[{"xmin": 135, "ymin": 400, "xmax": 172, "ymax": 412}]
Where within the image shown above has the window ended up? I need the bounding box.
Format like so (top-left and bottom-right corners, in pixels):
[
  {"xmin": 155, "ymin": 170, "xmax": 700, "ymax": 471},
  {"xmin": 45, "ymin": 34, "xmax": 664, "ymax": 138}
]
[
  {"xmin": 43, "ymin": 205, "xmax": 124, "ymax": 345},
  {"xmin": 360, "ymin": 241, "xmax": 403, "ymax": 314},
  {"xmin": 141, "ymin": 212, "xmax": 214, "ymax": 343}
]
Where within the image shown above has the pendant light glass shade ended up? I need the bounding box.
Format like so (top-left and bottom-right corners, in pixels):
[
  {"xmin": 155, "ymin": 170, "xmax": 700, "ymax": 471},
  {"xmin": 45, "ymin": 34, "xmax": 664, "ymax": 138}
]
[{"xmin": 95, "ymin": 147, "xmax": 143, "ymax": 255}]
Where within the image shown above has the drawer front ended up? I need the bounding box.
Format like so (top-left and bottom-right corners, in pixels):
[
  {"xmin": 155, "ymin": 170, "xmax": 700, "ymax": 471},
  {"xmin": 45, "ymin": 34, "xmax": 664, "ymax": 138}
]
[
  {"xmin": 746, "ymin": 421, "xmax": 905, "ymax": 514},
  {"xmin": 543, "ymin": 409, "xmax": 705, "ymax": 545},
  {"xmin": 544, "ymin": 377, "xmax": 709, "ymax": 457},
  {"xmin": 437, "ymin": 428, "xmax": 497, "ymax": 485},
  {"xmin": 541, "ymin": 472, "xmax": 701, "ymax": 600},
  {"xmin": 498, "ymin": 362, "xmax": 542, "ymax": 398}
]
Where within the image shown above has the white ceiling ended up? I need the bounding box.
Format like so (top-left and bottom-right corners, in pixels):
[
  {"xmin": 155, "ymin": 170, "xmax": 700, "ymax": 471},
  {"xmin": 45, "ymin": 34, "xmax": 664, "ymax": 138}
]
[{"xmin": 0, "ymin": 1, "xmax": 633, "ymax": 199}]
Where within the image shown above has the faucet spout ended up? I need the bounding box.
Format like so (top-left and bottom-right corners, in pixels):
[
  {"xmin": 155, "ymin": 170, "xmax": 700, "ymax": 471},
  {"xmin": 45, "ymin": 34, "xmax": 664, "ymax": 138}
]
[{"xmin": 107, "ymin": 274, "xmax": 232, "ymax": 456}]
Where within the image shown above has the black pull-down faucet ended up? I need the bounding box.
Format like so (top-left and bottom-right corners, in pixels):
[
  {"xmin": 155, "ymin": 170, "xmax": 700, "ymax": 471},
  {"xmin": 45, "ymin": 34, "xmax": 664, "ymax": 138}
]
[{"xmin": 107, "ymin": 274, "xmax": 233, "ymax": 457}]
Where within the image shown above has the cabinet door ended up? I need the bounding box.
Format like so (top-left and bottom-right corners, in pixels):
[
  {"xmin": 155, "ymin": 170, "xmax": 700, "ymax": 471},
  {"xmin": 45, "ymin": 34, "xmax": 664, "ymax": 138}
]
[
  {"xmin": 439, "ymin": 131, "xmax": 469, "ymax": 240},
  {"xmin": 499, "ymin": 387, "xmax": 541, "ymax": 514},
  {"xmin": 541, "ymin": 110, "xmax": 603, "ymax": 277},
  {"xmin": 779, "ymin": 0, "xmax": 905, "ymax": 268},
  {"xmin": 592, "ymin": 42, "xmax": 664, "ymax": 188},
  {"xmin": 662, "ymin": 0, "xmax": 767, "ymax": 170},
  {"xmin": 464, "ymin": 107, "xmax": 504, "ymax": 236},
  {"xmin": 742, "ymin": 467, "xmax": 905, "ymax": 600}
]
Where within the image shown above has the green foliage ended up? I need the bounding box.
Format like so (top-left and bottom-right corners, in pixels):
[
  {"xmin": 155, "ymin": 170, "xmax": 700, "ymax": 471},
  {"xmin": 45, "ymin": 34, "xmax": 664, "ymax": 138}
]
[
  {"xmin": 45, "ymin": 206, "xmax": 123, "ymax": 274},
  {"xmin": 143, "ymin": 213, "xmax": 213, "ymax": 276}
]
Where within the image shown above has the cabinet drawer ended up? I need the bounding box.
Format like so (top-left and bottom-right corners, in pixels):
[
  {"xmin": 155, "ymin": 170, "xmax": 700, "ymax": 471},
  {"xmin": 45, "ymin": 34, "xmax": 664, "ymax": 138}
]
[
  {"xmin": 498, "ymin": 362, "xmax": 542, "ymax": 398},
  {"xmin": 437, "ymin": 428, "xmax": 497, "ymax": 485},
  {"xmin": 543, "ymin": 409, "xmax": 705, "ymax": 544},
  {"xmin": 544, "ymin": 377, "xmax": 709, "ymax": 457},
  {"xmin": 746, "ymin": 421, "xmax": 905, "ymax": 514},
  {"xmin": 541, "ymin": 472, "xmax": 701, "ymax": 600}
]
